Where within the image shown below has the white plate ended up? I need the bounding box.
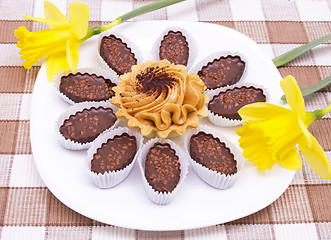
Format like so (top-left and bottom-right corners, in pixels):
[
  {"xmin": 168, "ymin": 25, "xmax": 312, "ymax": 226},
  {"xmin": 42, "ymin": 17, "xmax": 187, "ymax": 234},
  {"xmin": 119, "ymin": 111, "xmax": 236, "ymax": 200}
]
[{"xmin": 30, "ymin": 21, "xmax": 295, "ymax": 231}]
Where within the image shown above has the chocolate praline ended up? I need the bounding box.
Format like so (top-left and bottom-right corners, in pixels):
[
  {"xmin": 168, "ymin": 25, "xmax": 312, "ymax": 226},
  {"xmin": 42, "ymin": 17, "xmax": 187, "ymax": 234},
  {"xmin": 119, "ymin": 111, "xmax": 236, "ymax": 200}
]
[
  {"xmin": 91, "ymin": 133, "xmax": 137, "ymax": 174},
  {"xmin": 159, "ymin": 31, "xmax": 189, "ymax": 66},
  {"xmin": 145, "ymin": 143, "xmax": 181, "ymax": 193},
  {"xmin": 208, "ymin": 86, "xmax": 266, "ymax": 120},
  {"xmin": 60, "ymin": 107, "xmax": 117, "ymax": 143},
  {"xmin": 100, "ymin": 34, "xmax": 137, "ymax": 75},
  {"xmin": 190, "ymin": 132, "xmax": 237, "ymax": 175},
  {"xmin": 198, "ymin": 55, "xmax": 245, "ymax": 90},
  {"xmin": 60, "ymin": 72, "xmax": 116, "ymax": 103}
]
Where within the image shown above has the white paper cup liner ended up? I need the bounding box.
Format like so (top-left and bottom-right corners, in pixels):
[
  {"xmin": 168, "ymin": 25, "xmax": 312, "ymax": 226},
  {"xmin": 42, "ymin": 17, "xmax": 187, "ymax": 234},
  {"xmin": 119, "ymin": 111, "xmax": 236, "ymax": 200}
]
[
  {"xmin": 206, "ymin": 82, "xmax": 271, "ymax": 127},
  {"xmin": 150, "ymin": 26, "xmax": 198, "ymax": 71},
  {"xmin": 189, "ymin": 51, "xmax": 249, "ymax": 94},
  {"xmin": 87, "ymin": 127, "xmax": 143, "ymax": 188},
  {"xmin": 137, "ymin": 138, "xmax": 189, "ymax": 205},
  {"xmin": 97, "ymin": 31, "xmax": 144, "ymax": 75},
  {"xmin": 56, "ymin": 101, "xmax": 119, "ymax": 150},
  {"xmin": 54, "ymin": 67, "xmax": 121, "ymax": 105},
  {"xmin": 184, "ymin": 125, "xmax": 245, "ymax": 189}
]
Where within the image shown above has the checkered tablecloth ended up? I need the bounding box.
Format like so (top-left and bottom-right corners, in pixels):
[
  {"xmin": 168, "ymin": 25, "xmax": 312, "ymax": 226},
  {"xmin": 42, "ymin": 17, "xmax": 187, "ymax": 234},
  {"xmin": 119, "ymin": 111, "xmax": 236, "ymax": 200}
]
[{"xmin": 0, "ymin": 0, "xmax": 330, "ymax": 239}]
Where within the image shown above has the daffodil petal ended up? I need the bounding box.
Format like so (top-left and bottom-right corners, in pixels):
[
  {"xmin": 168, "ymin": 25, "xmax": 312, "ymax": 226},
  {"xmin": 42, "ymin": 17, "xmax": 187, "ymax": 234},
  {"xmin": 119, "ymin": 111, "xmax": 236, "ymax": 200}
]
[
  {"xmin": 279, "ymin": 148, "xmax": 302, "ymax": 171},
  {"xmin": 238, "ymin": 102, "xmax": 293, "ymax": 123},
  {"xmin": 66, "ymin": 38, "xmax": 80, "ymax": 71},
  {"xmin": 22, "ymin": 15, "xmax": 69, "ymax": 28},
  {"xmin": 46, "ymin": 51, "xmax": 69, "ymax": 81},
  {"xmin": 44, "ymin": 1, "xmax": 69, "ymax": 28},
  {"xmin": 69, "ymin": 2, "xmax": 89, "ymax": 39},
  {"xmin": 280, "ymin": 75, "xmax": 305, "ymax": 117},
  {"xmin": 298, "ymin": 132, "xmax": 331, "ymax": 179},
  {"xmin": 298, "ymin": 116, "xmax": 312, "ymax": 148}
]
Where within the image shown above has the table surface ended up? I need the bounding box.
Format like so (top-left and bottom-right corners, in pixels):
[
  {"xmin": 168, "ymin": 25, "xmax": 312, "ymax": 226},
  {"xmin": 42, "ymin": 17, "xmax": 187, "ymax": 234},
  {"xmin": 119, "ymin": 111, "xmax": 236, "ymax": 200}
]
[{"xmin": 0, "ymin": 0, "xmax": 330, "ymax": 239}]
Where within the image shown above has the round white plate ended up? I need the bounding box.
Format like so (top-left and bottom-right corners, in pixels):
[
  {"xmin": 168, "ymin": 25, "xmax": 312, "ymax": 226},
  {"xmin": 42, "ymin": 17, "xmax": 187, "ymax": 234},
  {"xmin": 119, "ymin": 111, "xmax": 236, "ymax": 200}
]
[{"xmin": 30, "ymin": 21, "xmax": 295, "ymax": 231}]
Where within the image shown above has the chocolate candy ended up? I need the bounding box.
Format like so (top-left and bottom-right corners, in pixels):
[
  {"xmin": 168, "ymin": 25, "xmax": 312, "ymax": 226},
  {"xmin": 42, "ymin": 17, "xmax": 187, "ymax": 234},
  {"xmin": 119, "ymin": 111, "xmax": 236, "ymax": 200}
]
[
  {"xmin": 145, "ymin": 143, "xmax": 181, "ymax": 193},
  {"xmin": 100, "ymin": 34, "xmax": 137, "ymax": 75},
  {"xmin": 91, "ymin": 133, "xmax": 137, "ymax": 174},
  {"xmin": 190, "ymin": 132, "xmax": 237, "ymax": 175},
  {"xmin": 198, "ymin": 55, "xmax": 245, "ymax": 90},
  {"xmin": 60, "ymin": 107, "xmax": 117, "ymax": 143},
  {"xmin": 60, "ymin": 72, "xmax": 116, "ymax": 103},
  {"xmin": 159, "ymin": 31, "xmax": 189, "ymax": 66},
  {"xmin": 208, "ymin": 86, "xmax": 266, "ymax": 120}
]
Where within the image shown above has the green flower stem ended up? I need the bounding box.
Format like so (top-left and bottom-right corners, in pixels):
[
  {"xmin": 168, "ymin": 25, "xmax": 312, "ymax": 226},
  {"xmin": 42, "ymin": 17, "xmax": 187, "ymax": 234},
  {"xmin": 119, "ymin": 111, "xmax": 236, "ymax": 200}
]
[
  {"xmin": 95, "ymin": 19, "xmax": 121, "ymax": 33},
  {"xmin": 281, "ymin": 75, "xmax": 331, "ymax": 102},
  {"xmin": 314, "ymin": 102, "xmax": 331, "ymax": 120},
  {"xmin": 273, "ymin": 33, "xmax": 331, "ymax": 67},
  {"xmin": 304, "ymin": 101, "xmax": 331, "ymax": 127},
  {"xmin": 84, "ymin": 19, "xmax": 121, "ymax": 40}
]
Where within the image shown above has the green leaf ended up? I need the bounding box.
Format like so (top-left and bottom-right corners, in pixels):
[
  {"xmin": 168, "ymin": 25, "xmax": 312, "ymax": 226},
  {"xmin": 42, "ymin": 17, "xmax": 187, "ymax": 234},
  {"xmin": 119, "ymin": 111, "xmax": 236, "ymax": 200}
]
[
  {"xmin": 281, "ymin": 75, "xmax": 331, "ymax": 102},
  {"xmin": 273, "ymin": 33, "xmax": 331, "ymax": 67}
]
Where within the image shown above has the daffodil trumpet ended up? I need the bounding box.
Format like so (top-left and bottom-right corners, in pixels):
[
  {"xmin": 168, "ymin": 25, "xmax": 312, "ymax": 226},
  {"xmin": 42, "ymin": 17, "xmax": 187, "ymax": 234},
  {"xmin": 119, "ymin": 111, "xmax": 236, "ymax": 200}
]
[
  {"xmin": 236, "ymin": 75, "xmax": 331, "ymax": 179},
  {"xmin": 14, "ymin": 0, "xmax": 185, "ymax": 81}
]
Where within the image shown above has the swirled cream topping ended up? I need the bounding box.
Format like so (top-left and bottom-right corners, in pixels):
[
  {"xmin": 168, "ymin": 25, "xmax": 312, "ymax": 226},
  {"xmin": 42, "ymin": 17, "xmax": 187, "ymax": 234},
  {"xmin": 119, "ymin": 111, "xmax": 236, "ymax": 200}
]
[{"xmin": 111, "ymin": 60, "xmax": 209, "ymax": 138}]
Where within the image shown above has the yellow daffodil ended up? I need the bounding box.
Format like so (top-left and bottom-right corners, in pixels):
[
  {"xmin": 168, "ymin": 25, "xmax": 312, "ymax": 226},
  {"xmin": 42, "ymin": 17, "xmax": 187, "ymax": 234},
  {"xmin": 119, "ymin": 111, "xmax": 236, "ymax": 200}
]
[
  {"xmin": 14, "ymin": 1, "xmax": 91, "ymax": 81},
  {"xmin": 236, "ymin": 75, "xmax": 331, "ymax": 179}
]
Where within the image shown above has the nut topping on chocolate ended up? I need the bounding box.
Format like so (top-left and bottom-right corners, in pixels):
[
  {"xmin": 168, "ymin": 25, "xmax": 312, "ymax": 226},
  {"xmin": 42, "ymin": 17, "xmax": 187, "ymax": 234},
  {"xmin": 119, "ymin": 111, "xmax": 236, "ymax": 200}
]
[
  {"xmin": 159, "ymin": 31, "xmax": 189, "ymax": 66},
  {"xmin": 190, "ymin": 132, "xmax": 237, "ymax": 175},
  {"xmin": 208, "ymin": 86, "xmax": 266, "ymax": 120},
  {"xmin": 91, "ymin": 133, "xmax": 137, "ymax": 174},
  {"xmin": 60, "ymin": 107, "xmax": 117, "ymax": 143},
  {"xmin": 100, "ymin": 34, "xmax": 137, "ymax": 75},
  {"xmin": 145, "ymin": 143, "xmax": 181, "ymax": 193},
  {"xmin": 60, "ymin": 73, "xmax": 116, "ymax": 103},
  {"xmin": 198, "ymin": 55, "xmax": 245, "ymax": 89}
]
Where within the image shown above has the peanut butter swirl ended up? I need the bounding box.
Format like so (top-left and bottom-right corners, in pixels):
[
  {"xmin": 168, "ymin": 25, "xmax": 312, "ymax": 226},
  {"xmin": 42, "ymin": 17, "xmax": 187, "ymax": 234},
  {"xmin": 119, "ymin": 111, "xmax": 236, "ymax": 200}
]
[{"xmin": 111, "ymin": 60, "xmax": 209, "ymax": 138}]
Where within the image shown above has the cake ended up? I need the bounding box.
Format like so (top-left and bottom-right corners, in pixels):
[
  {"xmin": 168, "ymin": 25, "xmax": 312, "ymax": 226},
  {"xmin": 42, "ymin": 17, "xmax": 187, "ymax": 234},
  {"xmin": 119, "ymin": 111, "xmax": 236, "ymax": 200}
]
[
  {"xmin": 100, "ymin": 34, "xmax": 137, "ymax": 75},
  {"xmin": 189, "ymin": 131, "xmax": 237, "ymax": 175},
  {"xmin": 197, "ymin": 55, "xmax": 245, "ymax": 90},
  {"xmin": 208, "ymin": 86, "xmax": 266, "ymax": 120},
  {"xmin": 159, "ymin": 30, "xmax": 189, "ymax": 66},
  {"xmin": 91, "ymin": 133, "xmax": 137, "ymax": 174},
  {"xmin": 59, "ymin": 106, "xmax": 117, "ymax": 144},
  {"xmin": 111, "ymin": 60, "xmax": 209, "ymax": 138},
  {"xmin": 59, "ymin": 72, "xmax": 116, "ymax": 103},
  {"xmin": 145, "ymin": 143, "xmax": 181, "ymax": 193}
]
